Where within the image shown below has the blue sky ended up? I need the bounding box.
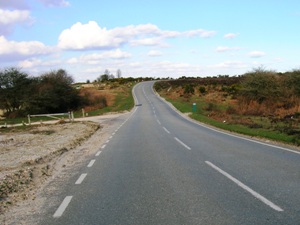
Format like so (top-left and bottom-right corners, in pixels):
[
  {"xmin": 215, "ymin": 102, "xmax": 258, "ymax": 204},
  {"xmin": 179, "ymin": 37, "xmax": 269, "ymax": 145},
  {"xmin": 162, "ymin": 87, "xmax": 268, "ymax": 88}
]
[{"xmin": 0, "ymin": 0, "xmax": 299, "ymax": 82}]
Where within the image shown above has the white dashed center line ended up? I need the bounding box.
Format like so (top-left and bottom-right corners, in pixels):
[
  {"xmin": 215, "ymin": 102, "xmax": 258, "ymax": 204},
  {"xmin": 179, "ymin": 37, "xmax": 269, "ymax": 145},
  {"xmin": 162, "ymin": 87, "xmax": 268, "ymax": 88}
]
[
  {"xmin": 87, "ymin": 159, "xmax": 96, "ymax": 167},
  {"xmin": 174, "ymin": 137, "xmax": 191, "ymax": 150},
  {"xmin": 53, "ymin": 196, "xmax": 73, "ymax": 218},
  {"xmin": 75, "ymin": 173, "xmax": 87, "ymax": 184},
  {"xmin": 163, "ymin": 127, "xmax": 170, "ymax": 134}
]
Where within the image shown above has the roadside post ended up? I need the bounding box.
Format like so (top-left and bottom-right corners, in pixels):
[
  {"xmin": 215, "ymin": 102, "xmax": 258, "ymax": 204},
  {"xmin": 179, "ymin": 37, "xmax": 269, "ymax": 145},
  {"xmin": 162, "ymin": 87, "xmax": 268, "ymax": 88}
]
[{"xmin": 192, "ymin": 103, "xmax": 197, "ymax": 112}]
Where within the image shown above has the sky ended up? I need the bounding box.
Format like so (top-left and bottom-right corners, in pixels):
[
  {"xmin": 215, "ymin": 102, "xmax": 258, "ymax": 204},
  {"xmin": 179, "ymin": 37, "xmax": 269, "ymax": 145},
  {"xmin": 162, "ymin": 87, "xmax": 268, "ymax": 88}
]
[{"xmin": 0, "ymin": 0, "xmax": 299, "ymax": 82}]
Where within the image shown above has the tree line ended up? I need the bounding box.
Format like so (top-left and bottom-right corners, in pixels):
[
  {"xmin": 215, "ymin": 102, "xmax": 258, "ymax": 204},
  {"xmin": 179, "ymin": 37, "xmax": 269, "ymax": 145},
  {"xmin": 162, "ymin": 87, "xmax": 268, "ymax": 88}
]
[
  {"xmin": 0, "ymin": 68, "xmax": 81, "ymax": 118},
  {"xmin": 0, "ymin": 67, "xmax": 155, "ymax": 119}
]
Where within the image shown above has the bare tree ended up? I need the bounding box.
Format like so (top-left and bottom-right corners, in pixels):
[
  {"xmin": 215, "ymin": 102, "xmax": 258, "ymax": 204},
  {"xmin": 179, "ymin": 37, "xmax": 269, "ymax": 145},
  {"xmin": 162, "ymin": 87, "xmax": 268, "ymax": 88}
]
[
  {"xmin": 116, "ymin": 69, "xmax": 122, "ymax": 78},
  {"xmin": 104, "ymin": 69, "xmax": 110, "ymax": 76}
]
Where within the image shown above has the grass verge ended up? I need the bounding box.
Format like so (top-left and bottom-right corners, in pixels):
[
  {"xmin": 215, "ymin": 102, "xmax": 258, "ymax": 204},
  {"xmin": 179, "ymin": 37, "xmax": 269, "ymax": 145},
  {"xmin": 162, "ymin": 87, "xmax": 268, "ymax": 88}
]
[{"xmin": 165, "ymin": 97, "xmax": 297, "ymax": 145}]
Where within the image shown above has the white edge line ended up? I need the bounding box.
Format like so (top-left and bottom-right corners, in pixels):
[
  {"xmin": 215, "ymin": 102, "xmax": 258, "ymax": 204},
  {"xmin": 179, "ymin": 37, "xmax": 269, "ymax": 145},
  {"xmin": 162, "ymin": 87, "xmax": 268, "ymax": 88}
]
[
  {"xmin": 95, "ymin": 151, "xmax": 102, "ymax": 156},
  {"xmin": 87, "ymin": 159, "xmax": 96, "ymax": 167},
  {"xmin": 205, "ymin": 161, "xmax": 283, "ymax": 212},
  {"xmin": 163, "ymin": 127, "xmax": 170, "ymax": 134},
  {"xmin": 101, "ymin": 144, "xmax": 106, "ymax": 149},
  {"xmin": 75, "ymin": 173, "xmax": 87, "ymax": 184},
  {"xmin": 202, "ymin": 123, "xmax": 300, "ymax": 155},
  {"xmin": 174, "ymin": 137, "xmax": 191, "ymax": 150},
  {"xmin": 53, "ymin": 196, "xmax": 73, "ymax": 218}
]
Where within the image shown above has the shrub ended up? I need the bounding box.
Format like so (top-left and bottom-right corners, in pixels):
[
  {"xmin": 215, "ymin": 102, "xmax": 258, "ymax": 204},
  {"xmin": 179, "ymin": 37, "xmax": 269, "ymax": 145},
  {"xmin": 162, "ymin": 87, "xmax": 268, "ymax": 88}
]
[
  {"xmin": 184, "ymin": 84, "xmax": 195, "ymax": 95},
  {"xmin": 199, "ymin": 86, "xmax": 206, "ymax": 94}
]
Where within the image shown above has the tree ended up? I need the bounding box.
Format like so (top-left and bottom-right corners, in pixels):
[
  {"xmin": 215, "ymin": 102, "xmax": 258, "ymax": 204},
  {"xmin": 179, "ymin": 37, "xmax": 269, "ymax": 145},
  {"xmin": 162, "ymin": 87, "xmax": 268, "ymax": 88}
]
[
  {"xmin": 104, "ymin": 69, "xmax": 110, "ymax": 76},
  {"xmin": 116, "ymin": 69, "xmax": 122, "ymax": 78},
  {"xmin": 98, "ymin": 74, "xmax": 109, "ymax": 81},
  {"xmin": 0, "ymin": 67, "xmax": 33, "ymax": 117},
  {"xmin": 239, "ymin": 68, "xmax": 280, "ymax": 104},
  {"xmin": 30, "ymin": 69, "xmax": 80, "ymax": 113}
]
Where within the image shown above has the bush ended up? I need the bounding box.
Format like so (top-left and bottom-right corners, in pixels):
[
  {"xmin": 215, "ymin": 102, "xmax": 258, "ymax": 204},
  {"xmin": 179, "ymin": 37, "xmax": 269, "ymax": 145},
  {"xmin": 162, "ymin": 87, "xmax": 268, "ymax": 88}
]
[
  {"xmin": 184, "ymin": 84, "xmax": 195, "ymax": 95},
  {"xmin": 199, "ymin": 86, "xmax": 206, "ymax": 94},
  {"xmin": 239, "ymin": 68, "xmax": 280, "ymax": 104}
]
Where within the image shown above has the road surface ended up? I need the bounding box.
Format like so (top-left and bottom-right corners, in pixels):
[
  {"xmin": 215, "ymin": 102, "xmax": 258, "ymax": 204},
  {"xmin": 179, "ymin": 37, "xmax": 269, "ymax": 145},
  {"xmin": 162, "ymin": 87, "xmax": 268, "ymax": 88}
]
[{"xmin": 41, "ymin": 81, "xmax": 300, "ymax": 224}]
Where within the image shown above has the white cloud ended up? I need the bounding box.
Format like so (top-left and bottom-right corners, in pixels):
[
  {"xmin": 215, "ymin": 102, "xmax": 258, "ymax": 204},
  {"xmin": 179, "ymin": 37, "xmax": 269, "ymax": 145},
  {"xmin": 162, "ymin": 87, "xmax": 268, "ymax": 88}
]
[
  {"xmin": 38, "ymin": 0, "xmax": 70, "ymax": 7},
  {"xmin": 224, "ymin": 33, "xmax": 239, "ymax": 39},
  {"xmin": 84, "ymin": 66, "xmax": 105, "ymax": 74},
  {"xmin": 0, "ymin": 36, "xmax": 54, "ymax": 60},
  {"xmin": 216, "ymin": 46, "xmax": 231, "ymax": 52},
  {"xmin": 248, "ymin": 51, "xmax": 266, "ymax": 58},
  {"xmin": 129, "ymin": 62, "xmax": 142, "ymax": 67},
  {"xmin": 148, "ymin": 50, "xmax": 163, "ymax": 57},
  {"xmin": 110, "ymin": 24, "xmax": 160, "ymax": 40},
  {"xmin": 130, "ymin": 38, "xmax": 163, "ymax": 46},
  {"xmin": 0, "ymin": 9, "xmax": 33, "ymax": 35},
  {"xmin": 103, "ymin": 49, "xmax": 132, "ymax": 59},
  {"xmin": 161, "ymin": 30, "xmax": 181, "ymax": 38},
  {"xmin": 66, "ymin": 57, "xmax": 78, "ymax": 64},
  {"xmin": 212, "ymin": 60, "xmax": 247, "ymax": 69},
  {"xmin": 149, "ymin": 61, "xmax": 203, "ymax": 76},
  {"xmin": 215, "ymin": 46, "xmax": 241, "ymax": 52},
  {"xmin": 18, "ymin": 58, "xmax": 42, "ymax": 68},
  {"xmin": 184, "ymin": 29, "xmax": 217, "ymax": 38},
  {"xmin": 58, "ymin": 21, "xmax": 218, "ymax": 51},
  {"xmin": 58, "ymin": 22, "xmax": 166, "ymax": 50},
  {"xmin": 66, "ymin": 49, "xmax": 131, "ymax": 65},
  {"xmin": 113, "ymin": 24, "xmax": 179, "ymax": 38},
  {"xmin": 18, "ymin": 58, "xmax": 62, "ymax": 68},
  {"xmin": 273, "ymin": 57, "xmax": 284, "ymax": 63},
  {"xmin": 58, "ymin": 21, "xmax": 125, "ymax": 50},
  {"xmin": 0, "ymin": 9, "xmax": 31, "ymax": 25}
]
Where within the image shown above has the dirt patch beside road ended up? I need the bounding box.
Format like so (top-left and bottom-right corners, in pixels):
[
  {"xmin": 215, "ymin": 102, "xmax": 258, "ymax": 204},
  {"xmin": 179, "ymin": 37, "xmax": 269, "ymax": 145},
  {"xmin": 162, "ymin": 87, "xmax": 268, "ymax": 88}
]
[{"xmin": 0, "ymin": 121, "xmax": 100, "ymax": 214}]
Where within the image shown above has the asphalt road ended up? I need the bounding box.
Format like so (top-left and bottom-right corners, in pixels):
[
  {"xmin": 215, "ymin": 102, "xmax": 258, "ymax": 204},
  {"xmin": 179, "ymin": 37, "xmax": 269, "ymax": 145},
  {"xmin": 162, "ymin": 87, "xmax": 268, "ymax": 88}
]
[{"xmin": 42, "ymin": 81, "xmax": 300, "ymax": 224}]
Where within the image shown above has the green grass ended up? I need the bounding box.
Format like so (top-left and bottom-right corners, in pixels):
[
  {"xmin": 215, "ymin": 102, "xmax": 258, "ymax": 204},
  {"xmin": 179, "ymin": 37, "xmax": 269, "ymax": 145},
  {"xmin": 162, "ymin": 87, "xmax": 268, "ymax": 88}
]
[{"xmin": 190, "ymin": 113, "xmax": 294, "ymax": 143}]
